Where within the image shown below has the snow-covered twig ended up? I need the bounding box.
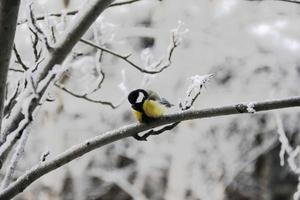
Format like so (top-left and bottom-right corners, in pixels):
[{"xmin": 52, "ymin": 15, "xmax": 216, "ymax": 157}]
[{"xmin": 180, "ymin": 74, "xmax": 214, "ymax": 111}]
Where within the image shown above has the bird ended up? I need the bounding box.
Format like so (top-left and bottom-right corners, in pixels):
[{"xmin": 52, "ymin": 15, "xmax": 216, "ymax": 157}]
[{"xmin": 128, "ymin": 89, "xmax": 173, "ymax": 123}]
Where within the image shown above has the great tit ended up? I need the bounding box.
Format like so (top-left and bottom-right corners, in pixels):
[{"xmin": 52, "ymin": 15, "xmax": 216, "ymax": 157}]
[{"xmin": 128, "ymin": 89, "xmax": 173, "ymax": 123}]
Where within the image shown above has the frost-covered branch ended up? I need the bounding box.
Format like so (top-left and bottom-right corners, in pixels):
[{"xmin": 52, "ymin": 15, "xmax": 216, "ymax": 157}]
[
  {"xmin": 0, "ymin": 0, "xmax": 114, "ymax": 158},
  {"xmin": 0, "ymin": 0, "xmax": 21, "ymax": 134},
  {"xmin": 0, "ymin": 96, "xmax": 299, "ymax": 199}
]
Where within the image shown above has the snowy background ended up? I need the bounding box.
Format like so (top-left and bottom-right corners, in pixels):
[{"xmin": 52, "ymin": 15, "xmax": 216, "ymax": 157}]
[{"xmin": 6, "ymin": 0, "xmax": 300, "ymax": 199}]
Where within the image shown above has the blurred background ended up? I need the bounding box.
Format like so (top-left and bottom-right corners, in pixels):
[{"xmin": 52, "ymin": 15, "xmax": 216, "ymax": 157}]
[{"xmin": 6, "ymin": 0, "xmax": 300, "ymax": 199}]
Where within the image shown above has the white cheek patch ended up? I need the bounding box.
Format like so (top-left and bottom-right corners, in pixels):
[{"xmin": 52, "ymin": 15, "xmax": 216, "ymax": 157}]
[{"xmin": 136, "ymin": 93, "xmax": 144, "ymax": 103}]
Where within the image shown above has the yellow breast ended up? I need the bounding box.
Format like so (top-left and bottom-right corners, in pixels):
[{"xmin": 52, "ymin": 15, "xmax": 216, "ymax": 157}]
[
  {"xmin": 132, "ymin": 109, "xmax": 143, "ymax": 122},
  {"xmin": 143, "ymin": 100, "xmax": 165, "ymax": 118}
]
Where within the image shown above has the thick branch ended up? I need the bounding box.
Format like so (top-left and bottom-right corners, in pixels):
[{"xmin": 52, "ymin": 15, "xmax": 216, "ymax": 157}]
[
  {"xmin": 0, "ymin": 0, "xmax": 21, "ymax": 134},
  {"xmin": 0, "ymin": 96, "xmax": 299, "ymax": 199}
]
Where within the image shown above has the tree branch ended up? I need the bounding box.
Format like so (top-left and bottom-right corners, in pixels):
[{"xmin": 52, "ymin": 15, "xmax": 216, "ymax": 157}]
[
  {"xmin": 79, "ymin": 37, "xmax": 177, "ymax": 74},
  {"xmin": 274, "ymin": 0, "xmax": 300, "ymax": 4},
  {"xmin": 0, "ymin": 96, "xmax": 299, "ymax": 199},
  {"xmin": 247, "ymin": 0, "xmax": 300, "ymax": 4},
  {"xmin": 0, "ymin": 0, "xmax": 21, "ymax": 134},
  {"xmin": 54, "ymin": 83, "xmax": 120, "ymax": 109},
  {"xmin": 0, "ymin": 0, "xmax": 114, "ymax": 161}
]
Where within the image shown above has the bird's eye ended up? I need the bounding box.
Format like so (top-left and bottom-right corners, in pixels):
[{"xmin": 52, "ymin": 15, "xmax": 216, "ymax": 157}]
[{"xmin": 136, "ymin": 92, "xmax": 144, "ymax": 103}]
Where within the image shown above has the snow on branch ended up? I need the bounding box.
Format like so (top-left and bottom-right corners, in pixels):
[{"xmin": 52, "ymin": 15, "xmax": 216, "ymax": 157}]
[
  {"xmin": 0, "ymin": 96, "xmax": 299, "ymax": 199},
  {"xmin": 180, "ymin": 74, "xmax": 214, "ymax": 110}
]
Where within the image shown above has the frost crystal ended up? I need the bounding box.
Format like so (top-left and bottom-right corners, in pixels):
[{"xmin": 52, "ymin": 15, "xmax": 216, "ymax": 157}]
[
  {"xmin": 246, "ymin": 102, "xmax": 256, "ymax": 113},
  {"xmin": 171, "ymin": 20, "xmax": 189, "ymax": 45},
  {"xmin": 180, "ymin": 74, "xmax": 214, "ymax": 110}
]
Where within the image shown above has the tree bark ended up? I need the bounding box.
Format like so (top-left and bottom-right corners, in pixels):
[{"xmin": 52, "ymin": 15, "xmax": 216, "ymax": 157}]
[{"xmin": 0, "ymin": 0, "xmax": 21, "ymax": 134}]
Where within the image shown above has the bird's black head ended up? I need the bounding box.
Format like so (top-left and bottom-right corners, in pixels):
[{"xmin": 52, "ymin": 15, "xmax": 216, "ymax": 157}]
[{"xmin": 128, "ymin": 89, "xmax": 148, "ymax": 105}]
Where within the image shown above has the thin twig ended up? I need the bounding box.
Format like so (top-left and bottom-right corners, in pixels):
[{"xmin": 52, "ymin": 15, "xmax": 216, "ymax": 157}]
[
  {"xmin": 275, "ymin": 0, "xmax": 300, "ymax": 4},
  {"xmin": 8, "ymin": 68, "xmax": 25, "ymax": 73},
  {"xmin": 28, "ymin": 27, "xmax": 41, "ymax": 63},
  {"xmin": 13, "ymin": 45, "xmax": 28, "ymax": 71},
  {"xmin": 254, "ymin": 0, "xmax": 300, "ymax": 4},
  {"xmin": 79, "ymin": 39, "xmax": 177, "ymax": 74},
  {"xmin": 110, "ymin": 0, "xmax": 141, "ymax": 7},
  {"xmin": 27, "ymin": 4, "xmax": 51, "ymax": 50},
  {"xmin": 1, "ymin": 96, "xmax": 300, "ymax": 199},
  {"xmin": 54, "ymin": 83, "xmax": 119, "ymax": 109}
]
